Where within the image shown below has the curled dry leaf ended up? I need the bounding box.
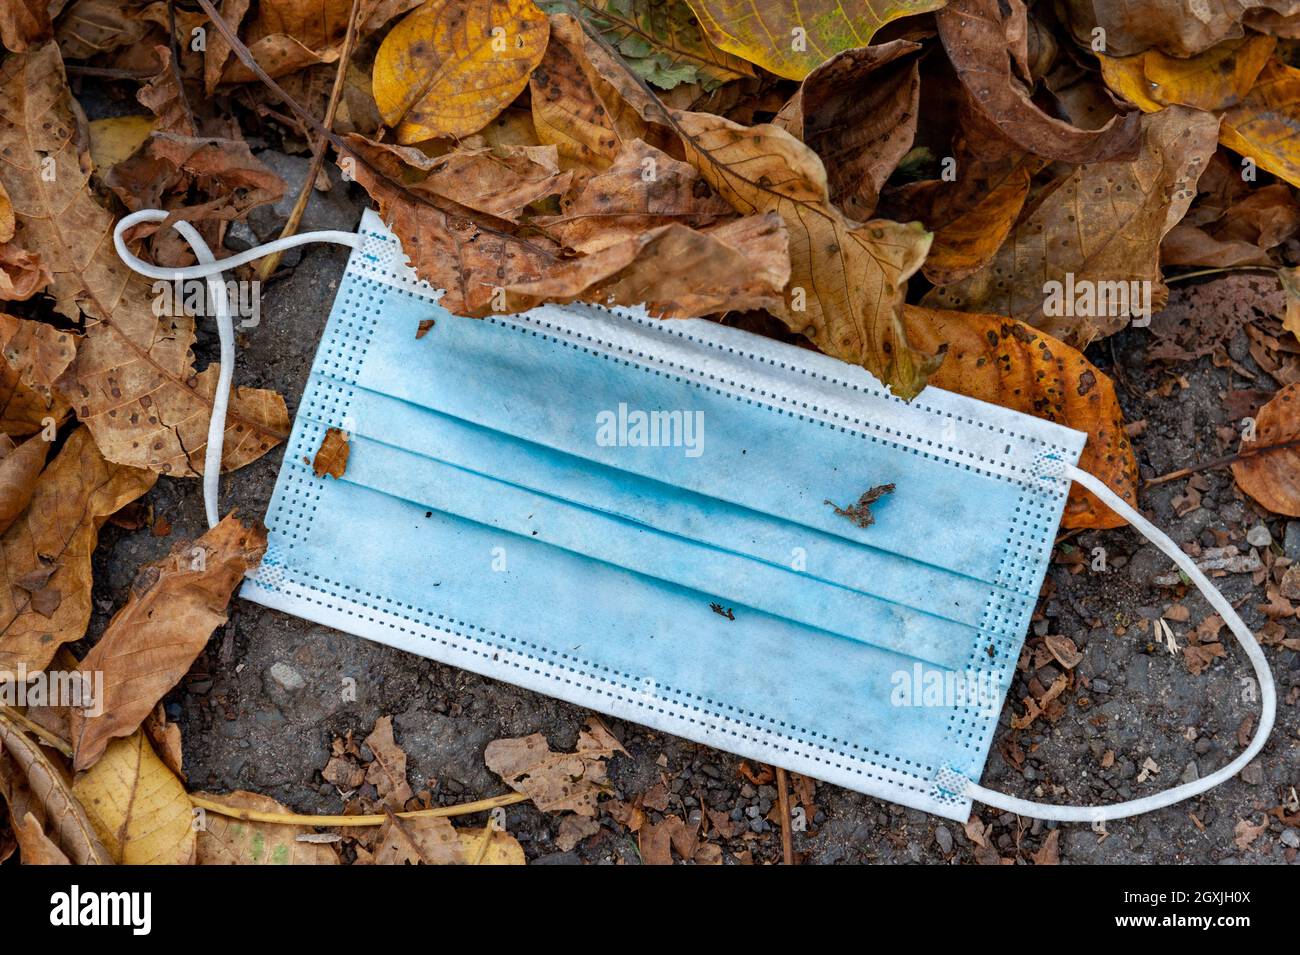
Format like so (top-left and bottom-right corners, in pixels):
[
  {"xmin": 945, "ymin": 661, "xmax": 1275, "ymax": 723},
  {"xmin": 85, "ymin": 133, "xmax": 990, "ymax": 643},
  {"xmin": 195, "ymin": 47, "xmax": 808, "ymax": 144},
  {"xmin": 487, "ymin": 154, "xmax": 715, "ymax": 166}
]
[
  {"xmin": 0, "ymin": 0, "xmax": 52, "ymax": 53},
  {"xmin": 12, "ymin": 811, "xmax": 71, "ymax": 864},
  {"xmin": 194, "ymin": 790, "xmax": 340, "ymax": 864},
  {"xmin": 774, "ymin": 41, "xmax": 922, "ymax": 221},
  {"xmin": 1221, "ymin": 58, "xmax": 1300, "ymax": 188},
  {"xmin": 0, "ymin": 432, "xmax": 50, "ymax": 534},
  {"xmin": 312, "ymin": 427, "xmax": 351, "ymax": 478},
  {"xmin": 373, "ymin": 0, "xmax": 550, "ymax": 143},
  {"xmin": 485, "ymin": 719, "xmax": 626, "ymax": 816},
  {"xmin": 905, "ymin": 305, "xmax": 1137, "ymax": 528},
  {"xmin": 0, "ymin": 716, "xmax": 112, "ymax": 864},
  {"xmin": 1231, "ymin": 383, "xmax": 1300, "ymax": 516},
  {"xmin": 0, "ymin": 314, "xmax": 77, "ymax": 437},
  {"xmin": 564, "ymin": 0, "xmax": 753, "ymax": 90},
  {"xmin": 69, "ymin": 513, "xmax": 268, "ymax": 772},
  {"xmin": 0, "ymin": 428, "xmax": 155, "ymax": 678},
  {"xmin": 938, "ymin": 0, "xmax": 1141, "ymax": 163},
  {"xmin": 1059, "ymin": 0, "xmax": 1300, "ymax": 58},
  {"xmin": 1099, "ymin": 33, "xmax": 1275, "ymax": 112},
  {"xmin": 925, "ymin": 107, "xmax": 1220, "ymax": 346},
  {"xmin": 683, "ymin": 0, "xmax": 945, "ymax": 80},
  {"xmin": 73, "ymin": 730, "xmax": 196, "ymax": 865},
  {"xmin": 0, "ymin": 42, "xmax": 288, "ymax": 476}
]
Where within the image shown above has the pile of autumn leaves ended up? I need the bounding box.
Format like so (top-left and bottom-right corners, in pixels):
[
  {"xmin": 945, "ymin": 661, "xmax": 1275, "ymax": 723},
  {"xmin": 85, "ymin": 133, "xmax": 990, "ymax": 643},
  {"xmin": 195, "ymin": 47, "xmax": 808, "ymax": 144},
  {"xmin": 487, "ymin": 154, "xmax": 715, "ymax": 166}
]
[{"xmin": 1, "ymin": 0, "xmax": 1300, "ymax": 864}]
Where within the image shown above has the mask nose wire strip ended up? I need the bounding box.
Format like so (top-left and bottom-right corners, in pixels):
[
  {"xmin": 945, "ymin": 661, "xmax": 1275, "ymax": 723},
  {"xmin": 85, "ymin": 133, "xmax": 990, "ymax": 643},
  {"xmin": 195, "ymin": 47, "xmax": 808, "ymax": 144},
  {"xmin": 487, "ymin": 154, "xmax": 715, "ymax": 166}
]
[
  {"xmin": 113, "ymin": 209, "xmax": 363, "ymax": 528},
  {"xmin": 965, "ymin": 464, "xmax": 1277, "ymax": 822}
]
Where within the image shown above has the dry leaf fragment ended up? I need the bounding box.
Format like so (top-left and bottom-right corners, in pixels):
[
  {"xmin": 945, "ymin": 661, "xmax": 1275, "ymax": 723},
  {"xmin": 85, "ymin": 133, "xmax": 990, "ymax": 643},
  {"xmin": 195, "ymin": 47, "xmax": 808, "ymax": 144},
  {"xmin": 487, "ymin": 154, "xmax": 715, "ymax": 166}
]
[
  {"xmin": 1222, "ymin": 58, "xmax": 1300, "ymax": 188},
  {"xmin": 194, "ymin": 790, "xmax": 340, "ymax": 864},
  {"xmin": 0, "ymin": 432, "xmax": 49, "ymax": 534},
  {"xmin": 1044, "ymin": 635, "xmax": 1083, "ymax": 669},
  {"xmin": 0, "ymin": 428, "xmax": 155, "ymax": 678},
  {"xmin": 312, "ymin": 427, "xmax": 351, "ymax": 479},
  {"xmin": 684, "ymin": 0, "xmax": 945, "ymax": 80},
  {"xmin": 69, "ymin": 514, "xmax": 268, "ymax": 772},
  {"xmin": 1231, "ymin": 383, "xmax": 1300, "ymax": 516},
  {"xmin": 938, "ymin": 0, "xmax": 1142, "ymax": 163},
  {"xmin": 373, "ymin": 0, "xmax": 550, "ymax": 143},
  {"xmin": 1060, "ymin": 0, "xmax": 1300, "ymax": 58},
  {"xmin": 1099, "ymin": 33, "xmax": 1275, "ymax": 112},
  {"xmin": 924, "ymin": 107, "xmax": 1219, "ymax": 346},
  {"xmin": 12, "ymin": 811, "xmax": 71, "ymax": 864},
  {"xmin": 0, "ymin": 313, "xmax": 77, "ymax": 437},
  {"xmin": 637, "ymin": 812, "xmax": 696, "ymax": 864},
  {"xmin": 1233, "ymin": 815, "xmax": 1267, "ymax": 850},
  {"xmin": 0, "ymin": 0, "xmax": 52, "ymax": 53},
  {"xmin": 73, "ymin": 731, "xmax": 196, "ymax": 865},
  {"xmin": 1030, "ymin": 828, "xmax": 1061, "ymax": 865},
  {"xmin": 365, "ymin": 715, "xmax": 414, "ymax": 810},
  {"xmin": 485, "ymin": 719, "xmax": 626, "ymax": 816},
  {"xmin": 0, "ymin": 717, "xmax": 112, "ymax": 864},
  {"xmin": 370, "ymin": 811, "xmax": 525, "ymax": 864}
]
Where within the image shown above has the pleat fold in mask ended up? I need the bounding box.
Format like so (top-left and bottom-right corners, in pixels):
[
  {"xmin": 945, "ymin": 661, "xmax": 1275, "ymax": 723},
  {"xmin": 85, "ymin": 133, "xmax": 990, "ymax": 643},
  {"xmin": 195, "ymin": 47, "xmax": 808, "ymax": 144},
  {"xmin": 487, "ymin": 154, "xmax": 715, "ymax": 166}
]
[{"xmin": 114, "ymin": 208, "xmax": 1276, "ymax": 824}]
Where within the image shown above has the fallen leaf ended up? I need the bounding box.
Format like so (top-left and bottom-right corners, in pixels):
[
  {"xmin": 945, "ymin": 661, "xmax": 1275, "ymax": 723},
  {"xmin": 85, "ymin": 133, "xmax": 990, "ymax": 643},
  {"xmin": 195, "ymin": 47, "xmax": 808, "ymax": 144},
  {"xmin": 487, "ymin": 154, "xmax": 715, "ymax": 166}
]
[
  {"xmin": 0, "ymin": 42, "xmax": 289, "ymax": 475},
  {"xmin": 924, "ymin": 107, "xmax": 1219, "ymax": 346},
  {"xmin": 485, "ymin": 719, "xmax": 626, "ymax": 816},
  {"xmin": 0, "ymin": 432, "xmax": 49, "ymax": 534},
  {"xmin": 1099, "ymin": 33, "xmax": 1275, "ymax": 112},
  {"xmin": 1044, "ymin": 634, "xmax": 1083, "ymax": 669},
  {"xmin": 1222, "ymin": 58, "xmax": 1300, "ymax": 188},
  {"xmin": 0, "ymin": 0, "xmax": 52, "ymax": 53},
  {"xmin": 564, "ymin": 0, "xmax": 753, "ymax": 90},
  {"xmin": 373, "ymin": 0, "xmax": 550, "ymax": 143},
  {"xmin": 0, "ymin": 313, "xmax": 77, "ymax": 437},
  {"xmin": 365, "ymin": 715, "xmax": 414, "ymax": 810},
  {"xmin": 0, "ymin": 243, "xmax": 50, "ymax": 302},
  {"xmin": 12, "ymin": 811, "xmax": 70, "ymax": 864},
  {"xmin": 0, "ymin": 716, "xmax": 112, "ymax": 864},
  {"xmin": 555, "ymin": 813, "xmax": 601, "ymax": 850},
  {"xmin": 938, "ymin": 0, "xmax": 1141, "ymax": 163},
  {"xmin": 370, "ymin": 812, "xmax": 525, "ymax": 864},
  {"xmin": 194, "ymin": 790, "xmax": 340, "ymax": 864},
  {"xmin": 774, "ymin": 41, "xmax": 922, "ymax": 220},
  {"xmin": 1233, "ymin": 815, "xmax": 1267, "ymax": 850},
  {"xmin": 1060, "ymin": 0, "xmax": 1299, "ymax": 58},
  {"xmin": 1030, "ymin": 828, "xmax": 1061, "ymax": 864},
  {"xmin": 312, "ymin": 427, "xmax": 351, "ymax": 478},
  {"xmin": 1231, "ymin": 382, "xmax": 1300, "ymax": 516},
  {"xmin": 0, "ymin": 428, "xmax": 155, "ymax": 678},
  {"xmin": 69, "ymin": 514, "xmax": 268, "ymax": 771},
  {"xmin": 73, "ymin": 730, "xmax": 196, "ymax": 865},
  {"xmin": 904, "ymin": 306, "xmax": 1138, "ymax": 527},
  {"xmin": 637, "ymin": 812, "xmax": 696, "ymax": 863},
  {"xmin": 683, "ymin": 0, "xmax": 945, "ymax": 80}
]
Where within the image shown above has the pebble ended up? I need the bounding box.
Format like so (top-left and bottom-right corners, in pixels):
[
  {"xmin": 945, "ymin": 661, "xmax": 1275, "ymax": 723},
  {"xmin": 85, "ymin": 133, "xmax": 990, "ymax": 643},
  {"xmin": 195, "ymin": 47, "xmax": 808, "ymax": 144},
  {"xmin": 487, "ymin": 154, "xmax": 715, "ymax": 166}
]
[
  {"xmin": 1092, "ymin": 678, "xmax": 1111, "ymax": 694},
  {"xmin": 1281, "ymin": 829, "xmax": 1300, "ymax": 849},
  {"xmin": 1194, "ymin": 737, "xmax": 1212, "ymax": 755},
  {"xmin": 1285, "ymin": 521, "xmax": 1300, "ymax": 561},
  {"xmin": 1180, "ymin": 761, "xmax": 1199, "ymax": 785},
  {"xmin": 1240, "ymin": 761, "xmax": 1264, "ymax": 786},
  {"xmin": 935, "ymin": 825, "xmax": 953, "ymax": 854},
  {"xmin": 268, "ymin": 662, "xmax": 306, "ymax": 693},
  {"xmin": 1245, "ymin": 524, "xmax": 1272, "ymax": 548}
]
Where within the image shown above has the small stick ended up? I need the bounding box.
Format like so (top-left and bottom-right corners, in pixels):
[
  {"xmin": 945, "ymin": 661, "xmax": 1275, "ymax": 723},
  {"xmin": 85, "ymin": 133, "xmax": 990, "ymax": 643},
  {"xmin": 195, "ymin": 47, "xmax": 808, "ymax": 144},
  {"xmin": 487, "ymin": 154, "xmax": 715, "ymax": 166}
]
[
  {"xmin": 774, "ymin": 765, "xmax": 793, "ymax": 865},
  {"xmin": 189, "ymin": 790, "xmax": 528, "ymax": 827},
  {"xmin": 257, "ymin": 0, "xmax": 363, "ymax": 281},
  {"xmin": 1145, "ymin": 435, "xmax": 1300, "ymax": 487},
  {"xmin": 0, "ymin": 707, "xmax": 73, "ymax": 757},
  {"xmin": 166, "ymin": 0, "xmax": 198, "ymax": 134}
]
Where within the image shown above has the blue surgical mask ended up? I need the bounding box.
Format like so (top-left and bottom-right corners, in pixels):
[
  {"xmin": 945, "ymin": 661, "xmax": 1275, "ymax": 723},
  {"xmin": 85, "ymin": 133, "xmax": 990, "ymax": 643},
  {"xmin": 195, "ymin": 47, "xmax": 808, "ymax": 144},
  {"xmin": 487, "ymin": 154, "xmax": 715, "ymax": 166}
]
[{"xmin": 116, "ymin": 208, "xmax": 1275, "ymax": 824}]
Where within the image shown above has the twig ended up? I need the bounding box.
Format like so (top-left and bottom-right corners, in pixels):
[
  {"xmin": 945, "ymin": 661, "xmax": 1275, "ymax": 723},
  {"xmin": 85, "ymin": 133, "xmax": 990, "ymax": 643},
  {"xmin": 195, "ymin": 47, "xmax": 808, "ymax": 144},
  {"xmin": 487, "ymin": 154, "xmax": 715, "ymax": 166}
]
[
  {"xmin": 66, "ymin": 65, "xmax": 155, "ymax": 80},
  {"xmin": 166, "ymin": 0, "xmax": 198, "ymax": 134},
  {"xmin": 1165, "ymin": 265, "xmax": 1278, "ymax": 285},
  {"xmin": 189, "ymin": 791, "xmax": 528, "ymax": 827},
  {"xmin": 257, "ymin": 0, "xmax": 363, "ymax": 281},
  {"xmin": 774, "ymin": 765, "xmax": 793, "ymax": 865},
  {"xmin": 0, "ymin": 707, "xmax": 74, "ymax": 758},
  {"xmin": 1145, "ymin": 435, "xmax": 1300, "ymax": 486}
]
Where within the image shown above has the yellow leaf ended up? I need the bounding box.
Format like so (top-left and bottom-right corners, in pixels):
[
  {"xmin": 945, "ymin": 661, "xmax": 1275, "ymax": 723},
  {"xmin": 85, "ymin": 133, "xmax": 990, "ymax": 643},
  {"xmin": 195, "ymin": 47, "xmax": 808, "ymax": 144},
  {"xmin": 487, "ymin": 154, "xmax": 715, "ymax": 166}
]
[
  {"xmin": 86, "ymin": 115, "xmax": 155, "ymax": 171},
  {"xmin": 193, "ymin": 791, "xmax": 340, "ymax": 865},
  {"xmin": 905, "ymin": 306, "xmax": 1137, "ymax": 529},
  {"xmin": 372, "ymin": 0, "xmax": 550, "ymax": 143},
  {"xmin": 683, "ymin": 0, "xmax": 946, "ymax": 80},
  {"xmin": 72, "ymin": 731, "xmax": 196, "ymax": 865},
  {"xmin": 1099, "ymin": 34, "xmax": 1275, "ymax": 113},
  {"xmin": 1222, "ymin": 58, "xmax": 1300, "ymax": 188}
]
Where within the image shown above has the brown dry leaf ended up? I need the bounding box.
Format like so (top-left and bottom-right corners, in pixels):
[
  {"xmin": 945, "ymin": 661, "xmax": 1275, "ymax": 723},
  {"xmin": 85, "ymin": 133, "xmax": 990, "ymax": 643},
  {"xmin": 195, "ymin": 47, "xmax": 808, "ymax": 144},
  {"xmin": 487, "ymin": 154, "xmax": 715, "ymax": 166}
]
[
  {"xmin": 365, "ymin": 715, "xmax": 414, "ymax": 809},
  {"xmin": 0, "ymin": 42, "xmax": 289, "ymax": 476},
  {"xmin": 1030, "ymin": 828, "xmax": 1061, "ymax": 865},
  {"xmin": 1099, "ymin": 33, "xmax": 1275, "ymax": 112},
  {"xmin": 1232, "ymin": 382, "xmax": 1300, "ymax": 516},
  {"xmin": 503, "ymin": 214, "xmax": 790, "ymax": 317},
  {"xmin": 124, "ymin": 133, "xmax": 287, "ymax": 226},
  {"xmin": 0, "ymin": 716, "xmax": 112, "ymax": 864},
  {"xmin": 1221, "ymin": 58, "xmax": 1300, "ymax": 188},
  {"xmin": 485, "ymin": 719, "xmax": 626, "ymax": 816},
  {"xmin": 906, "ymin": 306, "xmax": 1137, "ymax": 526},
  {"xmin": 924, "ymin": 107, "xmax": 1219, "ymax": 346},
  {"xmin": 54, "ymin": 0, "xmax": 151, "ymax": 62},
  {"xmin": 938, "ymin": 0, "xmax": 1141, "ymax": 163},
  {"xmin": 1233, "ymin": 815, "xmax": 1267, "ymax": 849},
  {"xmin": 0, "ymin": 313, "xmax": 77, "ymax": 437},
  {"xmin": 194, "ymin": 790, "xmax": 340, "ymax": 864},
  {"xmin": 373, "ymin": 0, "xmax": 550, "ymax": 143},
  {"xmin": 683, "ymin": 0, "xmax": 945, "ymax": 80},
  {"xmin": 0, "ymin": 428, "xmax": 155, "ymax": 678},
  {"xmin": 638, "ymin": 813, "xmax": 697, "ymax": 864},
  {"xmin": 12, "ymin": 811, "xmax": 71, "ymax": 864},
  {"xmin": 69, "ymin": 514, "xmax": 267, "ymax": 772},
  {"xmin": 340, "ymin": 134, "xmax": 561, "ymax": 315},
  {"xmin": 0, "ymin": 432, "xmax": 48, "ymax": 534},
  {"xmin": 1044, "ymin": 634, "xmax": 1084, "ymax": 669},
  {"xmin": 73, "ymin": 730, "xmax": 196, "ymax": 865},
  {"xmin": 0, "ymin": 243, "xmax": 51, "ymax": 302},
  {"xmin": 774, "ymin": 42, "xmax": 922, "ymax": 221},
  {"xmin": 143, "ymin": 704, "xmax": 184, "ymax": 779},
  {"xmin": 535, "ymin": 139, "xmax": 731, "ymax": 253},
  {"xmin": 1185, "ymin": 641, "xmax": 1227, "ymax": 674},
  {"xmin": 312, "ymin": 427, "xmax": 350, "ymax": 479},
  {"xmin": 555, "ymin": 813, "xmax": 601, "ymax": 851},
  {"xmin": 370, "ymin": 812, "xmax": 525, "ymax": 864},
  {"xmin": 1060, "ymin": 0, "xmax": 1300, "ymax": 58},
  {"xmin": 0, "ymin": 0, "xmax": 52, "ymax": 53}
]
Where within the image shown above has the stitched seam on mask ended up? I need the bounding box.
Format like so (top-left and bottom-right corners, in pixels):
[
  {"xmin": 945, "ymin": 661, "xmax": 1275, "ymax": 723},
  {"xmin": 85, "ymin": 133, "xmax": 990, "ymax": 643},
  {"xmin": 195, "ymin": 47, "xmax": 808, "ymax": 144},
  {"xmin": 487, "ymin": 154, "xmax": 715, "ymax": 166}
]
[
  {"xmin": 350, "ymin": 230, "xmax": 1083, "ymax": 489},
  {"xmin": 247, "ymin": 563, "xmax": 938, "ymax": 788}
]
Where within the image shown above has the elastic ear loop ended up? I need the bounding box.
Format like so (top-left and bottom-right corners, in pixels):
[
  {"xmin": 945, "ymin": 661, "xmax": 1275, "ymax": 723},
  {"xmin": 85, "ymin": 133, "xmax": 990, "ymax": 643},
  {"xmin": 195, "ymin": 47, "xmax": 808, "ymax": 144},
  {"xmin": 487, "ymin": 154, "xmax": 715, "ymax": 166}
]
[
  {"xmin": 965, "ymin": 464, "xmax": 1277, "ymax": 822},
  {"xmin": 113, "ymin": 209, "xmax": 362, "ymax": 528}
]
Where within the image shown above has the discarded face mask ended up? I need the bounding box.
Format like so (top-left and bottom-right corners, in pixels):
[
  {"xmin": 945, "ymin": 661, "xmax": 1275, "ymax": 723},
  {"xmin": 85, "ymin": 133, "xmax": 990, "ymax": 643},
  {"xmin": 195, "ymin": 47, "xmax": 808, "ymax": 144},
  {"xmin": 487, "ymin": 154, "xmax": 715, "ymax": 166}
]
[{"xmin": 115, "ymin": 208, "xmax": 1276, "ymax": 824}]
